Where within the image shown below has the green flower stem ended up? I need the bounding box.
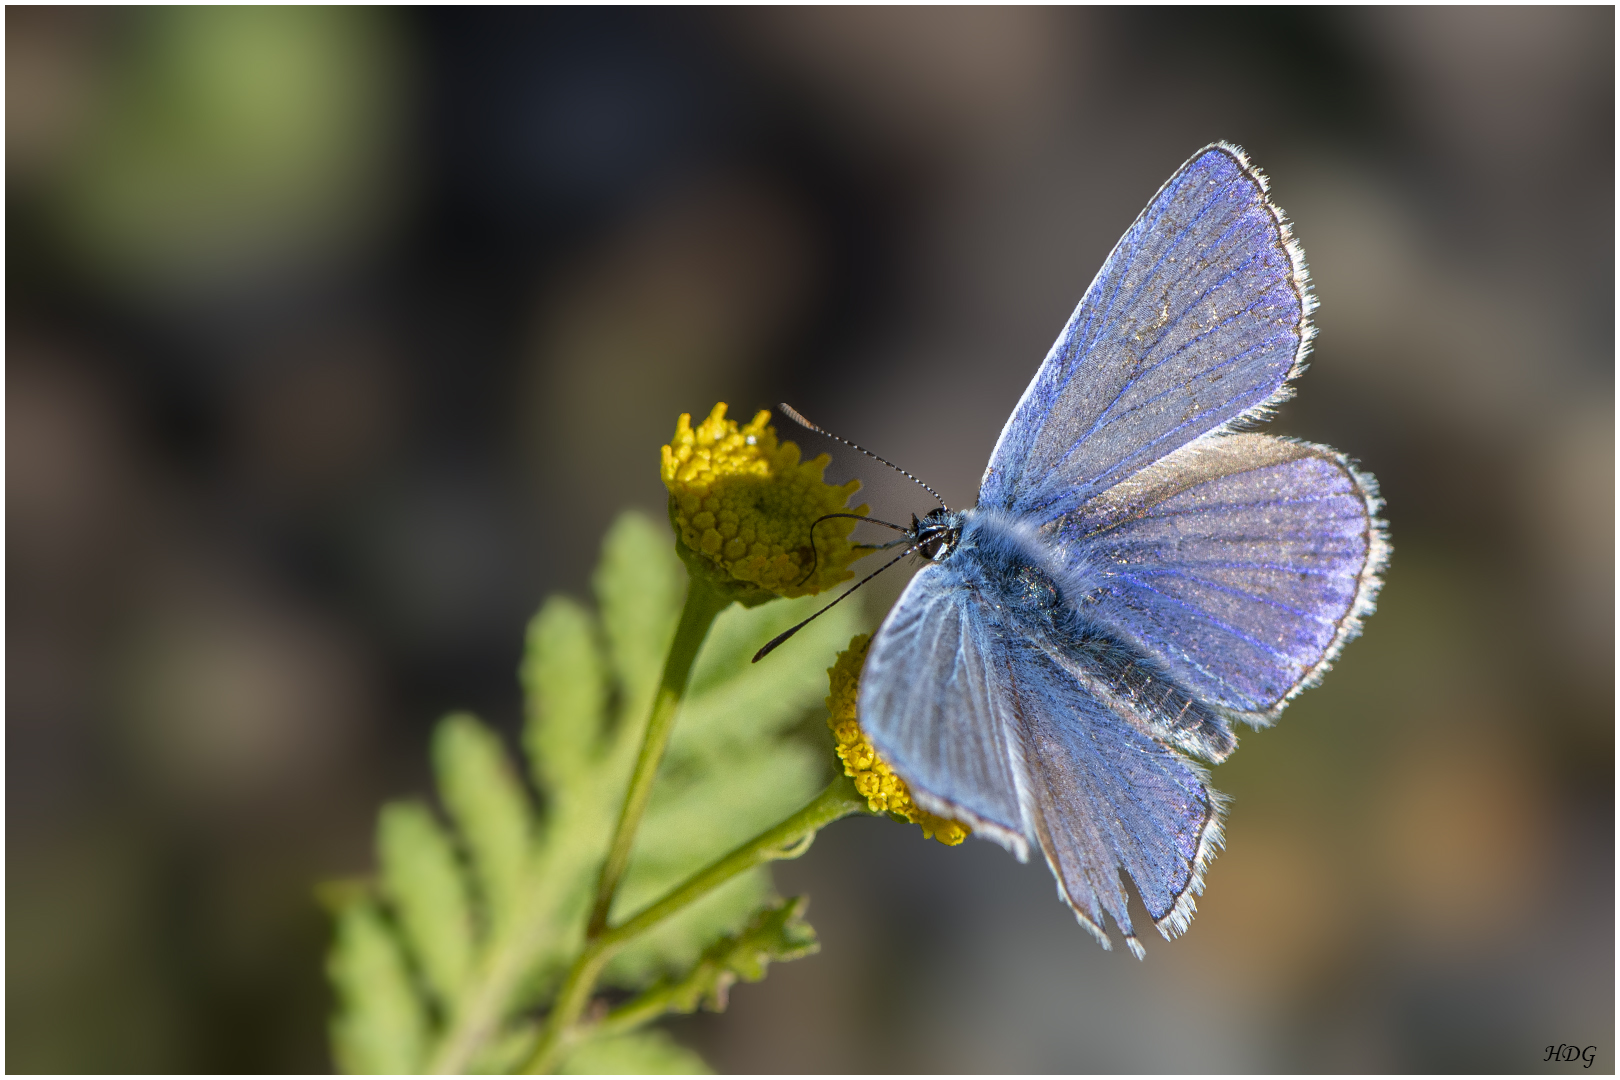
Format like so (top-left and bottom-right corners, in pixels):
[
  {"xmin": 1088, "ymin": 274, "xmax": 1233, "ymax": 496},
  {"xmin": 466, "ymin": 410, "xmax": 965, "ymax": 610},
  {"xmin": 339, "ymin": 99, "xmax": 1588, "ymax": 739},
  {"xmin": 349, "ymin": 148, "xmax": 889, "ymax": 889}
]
[
  {"xmin": 521, "ymin": 776, "xmax": 867, "ymax": 1074},
  {"xmin": 428, "ymin": 576, "xmax": 728, "ymax": 1075},
  {"xmin": 587, "ymin": 575, "xmax": 729, "ymax": 938},
  {"xmin": 606, "ymin": 775, "xmax": 864, "ymax": 947},
  {"xmin": 587, "ymin": 975, "xmax": 696, "ymax": 1043}
]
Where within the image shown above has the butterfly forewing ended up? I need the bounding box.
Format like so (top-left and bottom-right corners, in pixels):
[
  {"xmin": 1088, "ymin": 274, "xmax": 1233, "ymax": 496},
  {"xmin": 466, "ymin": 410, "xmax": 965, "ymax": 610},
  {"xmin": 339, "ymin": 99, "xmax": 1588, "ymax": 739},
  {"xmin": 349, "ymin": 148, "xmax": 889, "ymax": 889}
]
[{"xmin": 980, "ymin": 144, "xmax": 1311, "ymax": 520}]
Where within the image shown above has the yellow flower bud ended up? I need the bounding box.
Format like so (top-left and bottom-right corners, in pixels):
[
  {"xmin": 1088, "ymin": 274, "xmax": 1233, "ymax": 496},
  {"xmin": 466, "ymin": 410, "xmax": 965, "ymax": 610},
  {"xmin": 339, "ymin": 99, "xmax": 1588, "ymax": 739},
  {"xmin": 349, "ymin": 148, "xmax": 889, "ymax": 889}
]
[{"xmin": 661, "ymin": 403, "xmax": 870, "ymax": 602}]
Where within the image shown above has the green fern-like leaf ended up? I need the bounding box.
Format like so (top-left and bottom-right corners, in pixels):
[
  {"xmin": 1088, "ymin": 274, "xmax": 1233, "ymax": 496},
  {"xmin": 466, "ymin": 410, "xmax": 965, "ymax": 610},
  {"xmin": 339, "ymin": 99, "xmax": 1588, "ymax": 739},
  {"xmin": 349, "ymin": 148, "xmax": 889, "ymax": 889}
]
[
  {"xmin": 323, "ymin": 510, "xmax": 864, "ymax": 1073},
  {"xmin": 559, "ymin": 1030, "xmax": 711, "ymax": 1074},
  {"xmin": 433, "ymin": 714, "xmax": 534, "ymax": 936},
  {"xmin": 693, "ymin": 894, "xmax": 821, "ymax": 1007},
  {"xmin": 327, "ymin": 896, "xmax": 429, "ymax": 1073},
  {"xmin": 377, "ymin": 802, "xmax": 472, "ymax": 1007}
]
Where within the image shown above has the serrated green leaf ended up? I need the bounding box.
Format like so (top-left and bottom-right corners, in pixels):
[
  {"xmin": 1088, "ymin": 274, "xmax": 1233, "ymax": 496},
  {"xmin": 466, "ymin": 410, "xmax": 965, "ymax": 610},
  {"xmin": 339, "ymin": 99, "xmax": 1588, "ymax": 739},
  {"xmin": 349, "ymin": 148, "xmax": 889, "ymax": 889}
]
[
  {"xmin": 468, "ymin": 1021, "xmax": 539, "ymax": 1074},
  {"xmin": 328, "ymin": 508, "xmax": 865, "ymax": 1074},
  {"xmin": 677, "ymin": 895, "xmax": 819, "ymax": 1011},
  {"xmin": 433, "ymin": 713, "xmax": 532, "ymax": 935},
  {"xmin": 603, "ymin": 591, "xmax": 861, "ymax": 983},
  {"xmin": 560, "ymin": 1030, "xmax": 710, "ymax": 1075},
  {"xmin": 630, "ymin": 744, "xmax": 823, "ymax": 873},
  {"xmin": 377, "ymin": 800, "xmax": 473, "ymax": 1007},
  {"xmin": 327, "ymin": 898, "xmax": 428, "ymax": 1074},
  {"xmin": 608, "ymin": 870, "xmax": 772, "ymax": 987},
  {"xmin": 594, "ymin": 512, "xmax": 684, "ymax": 725},
  {"xmin": 719, "ymin": 896, "xmax": 819, "ymax": 983},
  {"xmin": 507, "ymin": 595, "xmax": 622, "ymax": 1006},
  {"xmin": 593, "ymin": 896, "xmax": 819, "ymax": 1045},
  {"xmin": 522, "ymin": 596, "xmax": 608, "ymax": 798},
  {"xmin": 676, "ymin": 590, "xmax": 860, "ymax": 759},
  {"xmin": 510, "ymin": 513, "xmax": 692, "ymax": 996}
]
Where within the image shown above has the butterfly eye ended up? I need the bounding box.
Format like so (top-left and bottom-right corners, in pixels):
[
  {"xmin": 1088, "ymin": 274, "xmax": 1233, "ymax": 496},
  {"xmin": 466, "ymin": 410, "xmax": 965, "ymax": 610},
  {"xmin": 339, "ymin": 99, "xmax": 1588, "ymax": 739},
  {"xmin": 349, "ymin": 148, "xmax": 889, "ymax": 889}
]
[{"xmin": 918, "ymin": 528, "xmax": 958, "ymax": 561}]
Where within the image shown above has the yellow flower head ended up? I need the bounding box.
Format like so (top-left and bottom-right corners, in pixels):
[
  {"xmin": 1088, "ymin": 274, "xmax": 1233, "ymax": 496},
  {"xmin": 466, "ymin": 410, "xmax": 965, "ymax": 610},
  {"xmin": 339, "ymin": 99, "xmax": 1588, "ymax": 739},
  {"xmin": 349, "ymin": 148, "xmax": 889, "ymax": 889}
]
[
  {"xmin": 662, "ymin": 403, "xmax": 870, "ymax": 601},
  {"xmin": 825, "ymin": 634, "xmax": 969, "ymax": 846}
]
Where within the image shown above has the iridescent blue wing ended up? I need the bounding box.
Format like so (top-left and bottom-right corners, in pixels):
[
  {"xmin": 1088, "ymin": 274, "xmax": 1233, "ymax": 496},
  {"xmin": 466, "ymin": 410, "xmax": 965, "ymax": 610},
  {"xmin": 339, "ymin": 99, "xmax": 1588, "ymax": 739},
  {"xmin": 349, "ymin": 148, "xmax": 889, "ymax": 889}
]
[
  {"xmin": 858, "ymin": 562, "xmax": 1029, "ymax": 857},
  {"xmin": 1058, "ymin": 433, "xmax": 1388, "ymax": 720},
  {"xmin": 998, "ymin": 632, "xmax": 1225, "ymax": 958},
  {"xmin": 863, "ymin": 558, "xmax": 1228, "ymax": 956},
  {"xmin": 979, "ymin": 143, "xmax": 1312, "ymax": 520}
]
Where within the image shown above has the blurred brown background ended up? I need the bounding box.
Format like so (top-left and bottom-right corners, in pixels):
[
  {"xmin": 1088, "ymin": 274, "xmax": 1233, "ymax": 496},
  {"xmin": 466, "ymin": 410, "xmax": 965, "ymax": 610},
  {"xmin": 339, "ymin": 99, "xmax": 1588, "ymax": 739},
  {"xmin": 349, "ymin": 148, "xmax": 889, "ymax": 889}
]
[{"xmin": 7, "ymin": 7, "xmax": 1613, "ymax": 1073}]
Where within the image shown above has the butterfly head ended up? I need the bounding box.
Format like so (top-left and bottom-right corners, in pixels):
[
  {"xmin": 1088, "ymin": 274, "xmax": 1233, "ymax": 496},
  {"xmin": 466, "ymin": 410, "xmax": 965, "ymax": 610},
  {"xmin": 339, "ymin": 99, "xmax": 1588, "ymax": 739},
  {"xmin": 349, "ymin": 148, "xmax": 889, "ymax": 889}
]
[{"xmin": 909, "ymin": 508, "xmax": 964, "ymax": 562}]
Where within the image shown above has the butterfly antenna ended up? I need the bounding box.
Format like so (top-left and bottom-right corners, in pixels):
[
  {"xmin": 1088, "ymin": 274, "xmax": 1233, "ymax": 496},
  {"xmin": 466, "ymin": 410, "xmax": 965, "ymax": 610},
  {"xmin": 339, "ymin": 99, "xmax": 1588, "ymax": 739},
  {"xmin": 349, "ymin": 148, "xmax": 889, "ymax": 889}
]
[
  {"xmin": 754, "ymin": 543, "xmax": 921, "ymax": 663},
  {"xmin": 795, "ymin": 511, "xmax": 910, "ymax": 587},
  {"xmin": 779, "ymin": 403, "xmax": 948, "ymax": 509}
]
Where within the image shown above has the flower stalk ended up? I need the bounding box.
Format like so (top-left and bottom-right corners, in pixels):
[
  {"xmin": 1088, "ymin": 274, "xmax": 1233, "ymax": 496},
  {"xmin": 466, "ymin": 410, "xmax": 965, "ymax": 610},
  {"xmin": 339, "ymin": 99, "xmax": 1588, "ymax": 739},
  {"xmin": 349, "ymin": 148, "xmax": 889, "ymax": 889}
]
[
  {"xmin": 586, "ymin": 575, "xmax": 729, "ymax": 938},
  {"xmin": 522, "ymin": 777, "xmax": 867, "ymax": 1073}
]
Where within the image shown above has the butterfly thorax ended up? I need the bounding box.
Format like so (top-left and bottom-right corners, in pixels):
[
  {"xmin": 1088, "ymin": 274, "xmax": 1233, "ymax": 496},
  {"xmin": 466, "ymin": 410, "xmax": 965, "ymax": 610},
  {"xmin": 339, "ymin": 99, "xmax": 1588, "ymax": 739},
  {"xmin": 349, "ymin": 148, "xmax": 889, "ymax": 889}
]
[{"xmin": 944, "ymin": 509, "xmax": 1089, "ymax": 632}]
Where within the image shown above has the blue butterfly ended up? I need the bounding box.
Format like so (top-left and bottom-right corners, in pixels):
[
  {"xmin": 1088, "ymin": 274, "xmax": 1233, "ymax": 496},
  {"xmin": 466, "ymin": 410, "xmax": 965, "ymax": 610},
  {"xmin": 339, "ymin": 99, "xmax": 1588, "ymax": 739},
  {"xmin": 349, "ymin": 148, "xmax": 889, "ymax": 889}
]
[{"xmin": 854, "ymin": 143, "xmax": 1389, "ymax": 957}]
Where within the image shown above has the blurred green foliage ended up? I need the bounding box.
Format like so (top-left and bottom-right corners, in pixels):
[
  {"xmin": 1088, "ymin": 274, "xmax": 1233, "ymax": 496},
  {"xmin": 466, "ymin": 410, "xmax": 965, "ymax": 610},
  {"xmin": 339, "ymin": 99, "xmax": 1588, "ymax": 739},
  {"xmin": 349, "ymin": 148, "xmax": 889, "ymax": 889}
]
[
  {"xmin": 557, "ymin": 1031, "xmax": 710, "ymax": 1075},
  {"xmin": 324, "ymin": 511, "xmax": 861, "ymax": 1072},
  {"xmin": 51, "ymin": 6, "xmax": 404, "ymax": 289}
]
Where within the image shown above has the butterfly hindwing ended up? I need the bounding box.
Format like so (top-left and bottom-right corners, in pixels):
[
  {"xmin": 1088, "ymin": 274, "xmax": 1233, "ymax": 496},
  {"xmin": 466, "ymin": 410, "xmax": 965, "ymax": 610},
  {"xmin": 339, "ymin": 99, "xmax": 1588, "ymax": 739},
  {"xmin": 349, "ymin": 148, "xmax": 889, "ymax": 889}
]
[
  {"xmin": 980, "ymin": 143, "xmax": 1312, "ymax": 520},
  {"xmin": 996, "ymin": 632, "xmax": 1224, "ymax": 955},
  {"xmin": 1060, "ymin": 433, "xmax": 1387, "ymax": 719}
]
